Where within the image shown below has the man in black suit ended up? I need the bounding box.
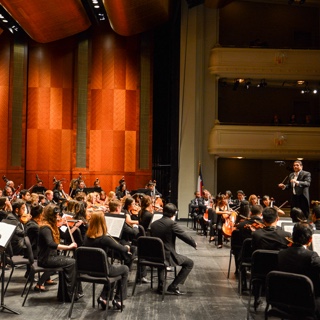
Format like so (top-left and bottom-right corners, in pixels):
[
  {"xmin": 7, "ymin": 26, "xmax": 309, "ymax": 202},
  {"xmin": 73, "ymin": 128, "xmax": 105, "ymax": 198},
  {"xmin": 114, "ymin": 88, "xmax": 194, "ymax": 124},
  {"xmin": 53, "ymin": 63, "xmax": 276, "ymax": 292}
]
[
  {"xmin": 252, "ymin": 207, "xmax": 291, "ymax": 252},
  {"xmin": 278, "ymin": 222, "xmax": 320, "ymax": 297},
  {"xmin": 190, "ymin": 191, "xmax": 204, "ymax": 230},
  {"xmin": 278, "ymin": 160, "xmax": 311, "ymax": 219},
  {"xmin": 150, "ymin": 203, "xmax": 197, "ymax": 295}
]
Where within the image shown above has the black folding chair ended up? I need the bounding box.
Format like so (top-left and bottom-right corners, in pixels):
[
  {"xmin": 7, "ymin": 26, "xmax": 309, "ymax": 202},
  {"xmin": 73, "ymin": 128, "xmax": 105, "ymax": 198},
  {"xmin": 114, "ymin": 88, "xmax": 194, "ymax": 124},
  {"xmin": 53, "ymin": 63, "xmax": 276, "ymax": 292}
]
[
  {"xmin": 21, "ymin": 236, "xmax": 65, "ymax": 306},
  {"xmin": 238, "ymin": 238, "xmax": 252, "ymax": 294},
  {"xmin": 68, "ymin": 247, "xmax": 123, "ymax": 320},
  {"xmin": 227, "ymin": 229, "xmax": 242, "ymax": 278},
  {"xmin": 132, "ymin": 236, "xmax": 169, "ymax": 301},
  {"xmin": 265, "ymin": 271, "xmax": 319, "ymax": 320},
  {"xmin": 247, "ymin": 249, "xmax": 279, "ymax": 313}
]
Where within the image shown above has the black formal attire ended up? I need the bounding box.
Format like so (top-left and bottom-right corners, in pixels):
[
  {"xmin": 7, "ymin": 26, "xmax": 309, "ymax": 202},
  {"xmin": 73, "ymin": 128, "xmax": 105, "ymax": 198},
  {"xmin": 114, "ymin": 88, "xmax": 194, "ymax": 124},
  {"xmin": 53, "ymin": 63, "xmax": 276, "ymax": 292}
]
[
  {"xmin": 251, "ymin": 226, "xmax": 291, "ymax": 252},
  {"xmin": 190, "ymin": 197, "xmax": 204, "ymax": 229},
  {"xmin": 3, "ymin": 212, "xmax": 25, "ymax": 255},
  {"xmin": 237, "ymin": 215, "xmax": 264, "ymax": 243},
  {"xmin": 38, "ymin": 226, "xmax": 77, "ymax": 301},
  {"xmin": 83, "ymin": 235, "xmax": 129, "ymax": 301},
  {"xmin": 139, "ymin": 209, "xmax": 153, "ymax": 232},
  {"xmin": 25, "ymin": 220, "xmax": 52, "ymax": 284},
  {"xmin": 314, "ymin": 220, "xmax": 320, "ymax": 231},
  {"xmin": 0, "ymin": 209, "xmax": 8, "ymax": 221},
  {"xmin": 283, "ymin": 170, "xmax": 311, "ymax": 219},
  {"xmin": 235, "ymin": 200, "xmax": 250, "ymax": 224},
  {"xmin": 278, "ymin": 244, "xmax": 320, "ymax": 297},
  {"xmin": 150, "ymin": 216, "xmax": 196, "ymax": 289},
  {"xmin": 53, "ymin": 189, "xmax": 66, "ymax": 204}
]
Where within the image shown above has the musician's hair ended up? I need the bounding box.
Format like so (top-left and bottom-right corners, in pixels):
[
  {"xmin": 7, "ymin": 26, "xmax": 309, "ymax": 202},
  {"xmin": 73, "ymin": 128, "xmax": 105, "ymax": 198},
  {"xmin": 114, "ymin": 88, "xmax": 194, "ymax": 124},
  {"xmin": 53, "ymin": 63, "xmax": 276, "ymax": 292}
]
[
  {"xmin": 140, "ymin": 195, "xmax": 152, "ymax": 210},
  {"xmin": 30, "ymin": 203, "xmax": 43, "ymax": 219},
  {"xmin": 163, "ymin": 203, "xmax": 178, "ymax": 217},
  {"xmin": 290, "ymin": 207, "xmax": 306, "ymax": 223},
  {"xmin": 45, "ymin": 190, "xmax": 53, "ymax": 197},
  {"xmin": 86, "ymin": 211, "xmax": 107, "ymax": 238},
  {"xmin": 292, "ymin": 222, "xmax": 312, "ymax": 245},
  {"xmin": 109, "ymin": 199, "xmax": 121, "ymax": 212},
  {"xmin": 312, "ymin": 205, "xmax": 320, "ymax": 219},
  {"xmin": 262, "ymin": 207, "xmax": 278, "ymax": 224},
  {"xmin": 123, "ymin": 197, "xmax": 134, "ymax": 210},
  {"xmin": 12, "ymin": 199, "xmax": 26, "ymax": 214},
  {"xmin": 251, "ymin": 205, "xmax": 263, "ymax": 216},
  {"xmin": 20, "ymin": 189, "xmax": 30, "ymax": 197}
]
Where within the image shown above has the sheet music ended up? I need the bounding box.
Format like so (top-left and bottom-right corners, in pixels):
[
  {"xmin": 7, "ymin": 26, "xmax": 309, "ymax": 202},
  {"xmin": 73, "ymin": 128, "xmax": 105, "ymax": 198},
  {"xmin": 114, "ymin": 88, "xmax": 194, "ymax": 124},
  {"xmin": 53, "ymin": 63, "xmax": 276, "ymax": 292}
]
[
  {"xmin": 0, "ymin": 222, "xmax": 17, "ymax": 249},
  {"xmin": 105, "ymin": 216, "xmax": 125, "ymax": 238},
  {"xmin": 312, "ymin": 233, "xmax": 320, "ymax": 255},
  {"xmin": 151, "ymin": 213, "xmax": 163, "ymax": 224},
  {"xmin": 283, "ymin": 225, "xmax": 294, "ymax": 234}
]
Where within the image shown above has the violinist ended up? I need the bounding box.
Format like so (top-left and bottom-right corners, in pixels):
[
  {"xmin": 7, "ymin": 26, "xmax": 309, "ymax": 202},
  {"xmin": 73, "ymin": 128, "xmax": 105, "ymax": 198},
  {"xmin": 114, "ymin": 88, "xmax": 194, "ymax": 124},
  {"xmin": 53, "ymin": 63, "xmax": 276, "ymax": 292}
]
[
  {"xmin": 278, "ymin": 223, "xmax": 320, "ymax": 298},
  {"xmin": 138, "ymin": 195, "xmax": 154, "ymax": 231},
  {"xmin": 38, "ymin": 204, "xmax": 82, "ymax": 302},
  {"xmin": 236, "ymin": 205, "xmax": 264, "ymax": 242},
  {"xmin": 311, "ymin": 205, "xmax": 320, "ymax": 230},
  {"xmin": 121, "ymin": 197, "xmax": 140, "ymax": 242},
  {"xmin": 2, "ymin": 199, "xmax": 27, "ymax": 255},
  {"xmin": 248, "ymin": 194, "xmax": 259, "ymax": 209},
  {"xmin": 251, "ymin": 207, "xmax": 291, "ymax": 252},
  {"xmin": 0, "ymin": 196, "xmax": 12, "ymax": 221},
  {"xmin": 262, "ymin": 194, "xmax": 285, "ymax": 215},
  {"xmin": 290, "ymin": 207, "xmax": 307, "ymax": 223},
  {"xmin": 3, "ymin": 185, "xmax": 13, "ymax": 199}
]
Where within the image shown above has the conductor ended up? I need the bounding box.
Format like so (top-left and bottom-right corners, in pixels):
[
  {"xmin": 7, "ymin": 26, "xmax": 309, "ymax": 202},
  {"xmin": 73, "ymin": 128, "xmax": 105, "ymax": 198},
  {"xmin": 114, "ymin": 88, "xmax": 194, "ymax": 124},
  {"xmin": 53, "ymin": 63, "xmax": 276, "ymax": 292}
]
[{"xmin": 278, "ymin": 160, "xmax": 311, "ymax": 219}]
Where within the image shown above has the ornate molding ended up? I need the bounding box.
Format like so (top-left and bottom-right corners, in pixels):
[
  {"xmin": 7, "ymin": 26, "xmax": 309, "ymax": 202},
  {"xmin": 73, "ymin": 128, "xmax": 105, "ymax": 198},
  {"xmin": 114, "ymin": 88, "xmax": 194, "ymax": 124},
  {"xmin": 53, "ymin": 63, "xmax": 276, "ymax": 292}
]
[
  {"xmin": 209, "ymin": 47, "xmax": 320, "ymax": 80},
  {"xmin": 208, "ymin": 124, "xmax": 320, "ymax": 159}
]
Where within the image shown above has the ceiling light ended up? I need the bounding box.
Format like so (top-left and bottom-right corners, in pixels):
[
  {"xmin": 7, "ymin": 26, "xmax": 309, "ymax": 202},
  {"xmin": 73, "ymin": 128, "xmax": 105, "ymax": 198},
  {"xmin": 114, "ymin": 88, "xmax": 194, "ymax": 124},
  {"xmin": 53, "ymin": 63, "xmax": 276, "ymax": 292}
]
[{"xmin": 297, "ymin": 80, "xmax": 305, "ymax": 85}]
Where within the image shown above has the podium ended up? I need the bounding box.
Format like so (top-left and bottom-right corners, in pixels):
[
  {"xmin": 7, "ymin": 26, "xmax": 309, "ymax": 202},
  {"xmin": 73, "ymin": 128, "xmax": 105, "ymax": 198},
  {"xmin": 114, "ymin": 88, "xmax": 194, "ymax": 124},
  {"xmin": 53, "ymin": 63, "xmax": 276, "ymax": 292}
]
[{"xmin": 0, "ymin": 222, "xmax": 19, "ymax": 315}]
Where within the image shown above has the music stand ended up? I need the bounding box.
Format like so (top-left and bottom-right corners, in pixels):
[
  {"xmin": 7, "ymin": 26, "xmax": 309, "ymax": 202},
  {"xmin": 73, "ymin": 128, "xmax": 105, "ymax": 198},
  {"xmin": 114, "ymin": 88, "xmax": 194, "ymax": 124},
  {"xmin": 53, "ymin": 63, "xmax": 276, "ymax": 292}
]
[
  {"xmin": 104, "ymin": 213, "xmax": 125, "ymax": 238},
  {"xmin": 0, "ymin": 222, "xmax": 19, "ymax": 315}
]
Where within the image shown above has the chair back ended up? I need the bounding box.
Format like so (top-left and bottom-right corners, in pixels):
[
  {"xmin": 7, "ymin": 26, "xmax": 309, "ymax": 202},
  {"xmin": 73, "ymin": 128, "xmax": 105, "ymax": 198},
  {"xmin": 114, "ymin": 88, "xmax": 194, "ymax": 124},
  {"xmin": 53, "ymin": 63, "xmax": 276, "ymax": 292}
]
[
  {"xmin": 251, "ymin": 249, "xmax": 278, "ymax": 279},
  {"xmin": 75, "ymin": 247, "xmax": 108, "ymax": 277},
  {"xmin": 231, "ymin": 229, "xmax": 242, "ymax": 251},
  {"xmin": 137, "ymin": 236, "xmax": 166, "ymax": 264},
  {"xmin": 23, "ymin": 236, "xmax": 35, "ymax": 265},
  {"xmin": 239, "ymin": 238, "xmax": 253, "ymax": 264},
  {"xmin": 266, "ymin": 270, "xmax": 316, "ymax": 318}
]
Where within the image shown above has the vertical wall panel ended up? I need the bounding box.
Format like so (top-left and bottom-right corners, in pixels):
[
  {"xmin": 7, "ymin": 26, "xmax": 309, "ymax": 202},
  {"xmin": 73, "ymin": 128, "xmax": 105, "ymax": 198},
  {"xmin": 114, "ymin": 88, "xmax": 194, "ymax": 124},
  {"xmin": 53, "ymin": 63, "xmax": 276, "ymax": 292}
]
[{"xmin": 0, "ymin": 35, "xmax": 10, "ymax": 170}]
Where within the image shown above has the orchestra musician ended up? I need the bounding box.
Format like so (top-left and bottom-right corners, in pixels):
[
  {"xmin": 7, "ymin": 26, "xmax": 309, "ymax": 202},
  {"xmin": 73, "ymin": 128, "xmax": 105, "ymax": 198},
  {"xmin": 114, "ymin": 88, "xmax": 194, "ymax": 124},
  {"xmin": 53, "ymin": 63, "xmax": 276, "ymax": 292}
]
[
  {"xmin": 53, "ymin": 179, "xmax": 70, "ymax": 205},
  {"xmin": 290, "ymin": 207, "xmax": 307, "ymax": 223},
  {"xmin": 38, "ymin": 204, "xmax": 83, "ymax": 302},
  {"xmin": 146, "ymin": 180, "xmax": 162, "ymax": 198},
  {"xmin": 278, "ymin": 222, "xmax": 320, "ymax": 298},
  {"xmin": 83, "ymin": 211, "xmax": 129, "ymax": 311},
  {"xmin": 138, "ymin": 195, "xmax": 154, "ymax": 232},
  {"xmin": 190, "ymin": 191, "xmax": 205, "ymax": 230},
  {"xmin": 0, "ymin": 196, "xmax": 12, "ymax": 221},
  {"xmin": 248, "ymin": 194, "xmax": 259, "ymax": 209},
  {"xmin": 234, "ymin": 190, "xmax": 250, "ymax": 224},
  {"xmin": 2, "ymin": 199, "xmax": 27, "ymax": 255},
  {"xmin": 311, "ymin": 205, "xmax": 320, "ymax": 230},
  {"xmin": 116, "ymin": 182, "xmax": 130, "ymax": 200},
  {"xmin": 251, "ymin": 207, "xmax": 291, "ymax": 252},
  {"xmin": 215, "ymin": 193, "xmax": 234, "ymax": 249}
]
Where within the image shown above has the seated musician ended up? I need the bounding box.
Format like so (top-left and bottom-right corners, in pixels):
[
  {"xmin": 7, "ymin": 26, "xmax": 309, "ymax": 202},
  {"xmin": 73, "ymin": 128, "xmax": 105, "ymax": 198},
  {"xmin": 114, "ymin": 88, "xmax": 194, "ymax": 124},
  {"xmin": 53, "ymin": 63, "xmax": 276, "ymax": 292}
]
[
  {"xmin": 138, "ymin": 195, "xmax": 154, "ymax": 232},
  {"xmin": 197, "ymin": 189, "xmax": 212, "ymax": 236},
  {"xmin": 3, "ymin": 199, "xmax": 27, "ymax": 255},
  {"xmin": 38, "ymin": 204, "xmax": 82, "ymax": 302},
  {"xmin": 0, "ymin": 196, "xmax": 12, "ymax": 221},
  {"xmin": 278, "ymin": 222, "xmax": 320, "ymax": 298},
  {"xmin": 290, "ymin": 207, "xmax": 307, "ymax": 223},
  {"xmin": 116, "ymin": 182, "xmax": 130, "ymax": 200},
  {"xmin": 234, "ymin": 190, "xmax": 250, "ymax": 224},
  {"xmin": 215, "ymin": 193, "xmax": 233, "ymax": 249},
  {"xmin": 251, "ymin": 207, "xmax": 291, "ymax": 252},
  {"xmin": 312, "ymin": 205, "xmax": 320, "ymax": 230},
  {"xmin": 83, "ymin": 211, "xmax": 129, "ymax": 311},
  {"xmin": 190, "ymin": 191, "xmax": 204, "ymax": 230},
  {"xmin": 53, "ymin": 180, "xmax": 68, "ymax": 205}
]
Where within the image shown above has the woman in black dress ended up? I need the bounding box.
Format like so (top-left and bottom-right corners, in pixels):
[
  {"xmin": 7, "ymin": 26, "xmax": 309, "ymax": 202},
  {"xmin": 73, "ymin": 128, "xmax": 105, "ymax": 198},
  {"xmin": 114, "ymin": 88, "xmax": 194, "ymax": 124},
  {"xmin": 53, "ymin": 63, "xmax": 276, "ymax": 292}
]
[
  {"xmin": 38, "ymin": 204, "xmax": 81, "ymax": 302},
  {"xmin": 83, "ymin": 210, "xmax": 130, "ymax": 310}
]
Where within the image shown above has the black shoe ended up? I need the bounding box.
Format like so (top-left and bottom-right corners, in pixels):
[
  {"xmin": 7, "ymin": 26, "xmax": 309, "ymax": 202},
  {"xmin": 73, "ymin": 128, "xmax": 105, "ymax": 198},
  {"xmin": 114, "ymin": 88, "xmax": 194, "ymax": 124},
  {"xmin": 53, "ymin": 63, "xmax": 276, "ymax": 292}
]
[
  {"xmin": 97, "ymin": 297, "xmax": 107, "ymax": 310},
  {"xmin": 34, "ymin": 285, "xmax": 48, "ymax": 292},
  {"xmin": 167, "ymin": 284, "xmax": 186, "ymax": 295},
  {"xmin": 112, "ymin": 299, "xmax": 125, "ymax": 310}
]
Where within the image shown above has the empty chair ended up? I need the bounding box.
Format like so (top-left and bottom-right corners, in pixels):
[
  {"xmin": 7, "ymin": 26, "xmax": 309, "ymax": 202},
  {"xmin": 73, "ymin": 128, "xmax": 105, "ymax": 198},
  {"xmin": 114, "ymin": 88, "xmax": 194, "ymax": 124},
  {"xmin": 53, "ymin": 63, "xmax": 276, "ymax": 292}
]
[
  {"xmin": 68, "ymin": 247, "xmax": 123, "ymax": 320},
  {"xmin": 265, "ymin": 270, "xmax": 320, "ymax": 320}
]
